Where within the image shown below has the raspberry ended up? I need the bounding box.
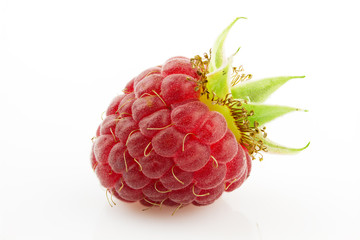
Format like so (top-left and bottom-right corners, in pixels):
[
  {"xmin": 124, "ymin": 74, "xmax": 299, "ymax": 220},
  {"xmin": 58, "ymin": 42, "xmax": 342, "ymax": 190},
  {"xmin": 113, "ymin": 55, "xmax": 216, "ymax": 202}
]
[{"xmin": 90, "ymin": 18, "xmax": 309, "ymax": 211}]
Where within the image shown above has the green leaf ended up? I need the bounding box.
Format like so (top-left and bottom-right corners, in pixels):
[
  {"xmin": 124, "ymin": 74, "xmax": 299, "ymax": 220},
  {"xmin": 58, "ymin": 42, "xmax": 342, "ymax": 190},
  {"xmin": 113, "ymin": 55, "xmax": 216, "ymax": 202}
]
[
  {"xmin": 231, "ymin": 76, "xmax": 305, "ymax": 103},
  {"xmin": 209, "ymin": 17, "xmax": 246, "ymax": 72},
  {"xmin": 242, "ymin": 103, "xmax": 308, "ymax": 127},
  {"xmin": 262, "ymin": 137, "xmax": 310, "ymax": 154}
]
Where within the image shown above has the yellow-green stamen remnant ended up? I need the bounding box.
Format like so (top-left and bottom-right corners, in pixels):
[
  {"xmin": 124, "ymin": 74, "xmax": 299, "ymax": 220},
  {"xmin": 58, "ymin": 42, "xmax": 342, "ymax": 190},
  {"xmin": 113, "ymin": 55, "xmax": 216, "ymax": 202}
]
[
  {"xmin": 172, "ymin": 204, "xmax": 183, "ymax": 216},
  {"xmin": 171, "ymin": 165, "xmax": 185, "ymax": 185},
  {"xmin": 118, "ymin": 179, "xmax": 124, "ymax": 192},
  {"xmin": 144, "ymin": 142, "xmax": 153, "ymax": 157},
  {"xmin": 231, "ymin": 65, "xmax": 252, "ymax": 87},
  {"xmin": 225, "ymin": 178, "xmax": 238, "ymax": 191},
  {"xmin": 210, "ymin": 155, "xmax": 219, "ymax": 168},
  {"xmin": 192, "ymin": 184, "xmax": 210, "ymax": 197},
  {"xmin": 133, "ymin": 158, "xmax": 142, "ymax": 171},
  {"xmin": 191, "ymin": 54, "xmax": 267, "ymax": 159},
  {"xmin": 106, "ymin": 189, "xmax": 116, "ymax": 207},
  {"xmin": 143, "ymin": 198, "xmax": 161, "ymax": 207},
  {"xmin": 154, "ymin": 181, "xmax": 172, "ymax": 193}
]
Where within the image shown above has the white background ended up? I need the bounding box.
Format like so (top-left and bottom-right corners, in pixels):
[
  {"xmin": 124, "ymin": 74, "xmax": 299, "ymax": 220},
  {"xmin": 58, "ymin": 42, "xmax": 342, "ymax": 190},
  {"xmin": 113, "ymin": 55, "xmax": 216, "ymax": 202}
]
[{"xmin": 1, "ymin": 0, "xmax": 359, "ymax": 239}]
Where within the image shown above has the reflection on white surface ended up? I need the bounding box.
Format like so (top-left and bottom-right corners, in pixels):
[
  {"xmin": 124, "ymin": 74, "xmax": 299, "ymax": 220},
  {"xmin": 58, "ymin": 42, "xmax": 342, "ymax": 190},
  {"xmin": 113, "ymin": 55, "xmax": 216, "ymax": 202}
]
[{"xmin": 94, "ymin": 199, "xmax": 259, "ymax": 240}]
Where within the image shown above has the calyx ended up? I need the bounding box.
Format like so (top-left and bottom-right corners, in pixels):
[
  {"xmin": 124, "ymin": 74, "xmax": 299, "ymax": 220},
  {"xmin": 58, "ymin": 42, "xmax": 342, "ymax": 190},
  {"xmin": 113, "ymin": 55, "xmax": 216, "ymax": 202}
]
[{"xmin": 191, "ymin": 18, "xmax": 309, "ymax": 160}]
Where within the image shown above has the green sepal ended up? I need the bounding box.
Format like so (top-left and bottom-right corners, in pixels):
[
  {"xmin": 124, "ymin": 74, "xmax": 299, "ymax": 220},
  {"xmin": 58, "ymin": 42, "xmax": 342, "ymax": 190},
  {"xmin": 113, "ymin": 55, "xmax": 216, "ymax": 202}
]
[
  {"xmin": 206, "ymin": 17, "xmax": 245, "ymax": 99},
  {"xmin": 261, "ymin": 137, "xmax": 310, "ymax": 154},
  {"xmin": 203, "ymin": 18, "xmax": 309, "ymax": 157},
  {"xmin": 206, "ymin": 54, "xmax": 234, "ymax": 99},
  {"xmin": 231, "ymin": 76, "xmax": 305, "ymax": 103},
  {"xmin": 242, "ymin": 103, "xmax": 308, "ymax": 127},
  {"xmin": 209, "ymin": 17, "xmax": 246, "ymax": 72}
]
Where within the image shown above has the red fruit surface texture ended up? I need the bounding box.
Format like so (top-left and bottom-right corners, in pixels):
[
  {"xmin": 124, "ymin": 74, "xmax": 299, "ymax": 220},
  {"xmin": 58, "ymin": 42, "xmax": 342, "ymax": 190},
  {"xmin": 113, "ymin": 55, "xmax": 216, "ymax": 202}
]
[{"xmin": 91, "ymin": 57, "xmax": 252, "ymax": 208}]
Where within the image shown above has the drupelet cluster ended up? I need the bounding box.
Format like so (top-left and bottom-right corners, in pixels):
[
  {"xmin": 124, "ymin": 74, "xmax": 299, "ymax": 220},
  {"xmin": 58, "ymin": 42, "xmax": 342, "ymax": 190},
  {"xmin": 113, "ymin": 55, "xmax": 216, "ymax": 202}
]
[{"xmin": 90, "ymin": 56, "xmax": 251, "ymax": 208}]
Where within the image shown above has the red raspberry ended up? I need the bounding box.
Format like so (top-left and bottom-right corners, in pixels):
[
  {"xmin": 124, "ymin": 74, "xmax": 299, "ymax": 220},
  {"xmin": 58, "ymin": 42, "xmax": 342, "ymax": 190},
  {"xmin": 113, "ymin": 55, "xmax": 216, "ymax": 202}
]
[
  {"xmin": 91, "ymin": 56, "xmax": 251, "ymax": 208},
  {"xmin": 90, "ymin": 18, "xmax": 309, "ymax": 211}
]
